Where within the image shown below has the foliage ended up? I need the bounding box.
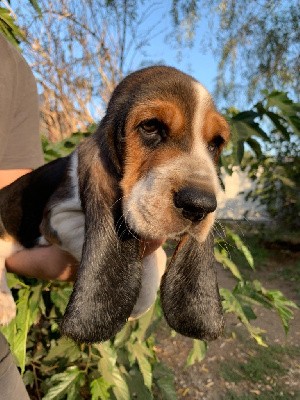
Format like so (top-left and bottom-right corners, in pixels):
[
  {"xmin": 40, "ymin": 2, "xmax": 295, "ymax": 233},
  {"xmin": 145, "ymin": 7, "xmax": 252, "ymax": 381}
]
[
  {"xmin": 170, "ymin": 0, "xmax": 300, "ymax": 104},
  {"xmin": 2, "ymin": 274, "xmax": 177, "ymax": 399},
  {"xmin": 0, "ymin": 1, "xmax": 41, "ymax": 46},
  {"xmin": 10, "ymin": 0, "xmax": 164, "ymax": 140},
  {"xmin": 216, "ymin": 226, "xmax": 297, "ymax": 346},
  {"xmin": 4, "ymin": 0, "xmax": 299, "ymax": 138},
  {"xmin": 222, "ymin": 91, "xmax": 300, "ymax": 228},
  {"xmin": 0, "ymin": 5, "xmax": 23, "ymax": 46}
]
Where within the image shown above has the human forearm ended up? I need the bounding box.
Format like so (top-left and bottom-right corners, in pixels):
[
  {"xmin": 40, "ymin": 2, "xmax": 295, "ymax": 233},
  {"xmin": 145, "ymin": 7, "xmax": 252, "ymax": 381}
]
[{"xmin": 5, "ymin": 245, "xmax": 78, "ymax": 281}]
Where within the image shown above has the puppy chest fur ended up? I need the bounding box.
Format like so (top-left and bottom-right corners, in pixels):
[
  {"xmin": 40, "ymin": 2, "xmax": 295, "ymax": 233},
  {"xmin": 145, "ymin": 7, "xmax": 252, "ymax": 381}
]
[{"xmin": 41, "ymin": 151, "xmax": 85, "ymax": 261}]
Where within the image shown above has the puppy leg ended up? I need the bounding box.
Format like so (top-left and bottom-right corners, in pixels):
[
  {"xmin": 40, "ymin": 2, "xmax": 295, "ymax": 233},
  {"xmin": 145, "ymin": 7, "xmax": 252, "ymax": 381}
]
[{"xmin": 0, "ymin": 257, "xmax": 16, "ymax": 325}]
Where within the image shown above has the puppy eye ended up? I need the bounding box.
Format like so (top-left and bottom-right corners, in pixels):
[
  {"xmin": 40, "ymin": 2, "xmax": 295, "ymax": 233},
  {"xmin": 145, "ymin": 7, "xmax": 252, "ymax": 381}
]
[
  {"xmin": 207, "ymin": 135, "xmax": 225, "ymax": 156},
  {"xmin": 138, "ymin": 118, "xmax": 167, "ymax": 147}
]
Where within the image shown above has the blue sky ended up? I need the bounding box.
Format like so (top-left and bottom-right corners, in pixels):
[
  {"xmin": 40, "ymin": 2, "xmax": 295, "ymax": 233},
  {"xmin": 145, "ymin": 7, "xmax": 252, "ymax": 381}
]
[
  {"xmin": 11, "ymin": 0, "xmax": 223, "ymax": 111},
  {"xmin": 125, "ymin": 2, "xmax": 219, "ymax": 96}
]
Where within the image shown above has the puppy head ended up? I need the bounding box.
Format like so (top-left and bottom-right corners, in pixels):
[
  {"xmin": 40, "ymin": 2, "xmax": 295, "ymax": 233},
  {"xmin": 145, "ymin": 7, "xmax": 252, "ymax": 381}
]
[{"xmin": 115, "ymin": 66, "xmax": 230, "ymax": 243}]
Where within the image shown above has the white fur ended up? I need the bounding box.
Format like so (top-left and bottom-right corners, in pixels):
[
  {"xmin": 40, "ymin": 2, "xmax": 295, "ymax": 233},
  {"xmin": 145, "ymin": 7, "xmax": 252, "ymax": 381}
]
[
  {"xmin": 47, "ymin": 151, "xmax": 85, "ymax": 261},
  {"xmin": 192, "ymin": 82, "xmax": 221, "ymax": 194},
  {"xmin": 129, "ymin": 246, "xmax": 167, "ymax": 320}
]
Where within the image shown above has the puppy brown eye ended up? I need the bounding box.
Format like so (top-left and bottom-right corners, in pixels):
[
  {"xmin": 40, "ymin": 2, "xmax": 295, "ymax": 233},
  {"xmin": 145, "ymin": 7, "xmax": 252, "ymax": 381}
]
[
  {"xmin": 138, "ymin": 118, "xmax": 167, "ymax": 147},
  {"xmin": 207, "ymin": 135, "xmax": 225, "ymax": 156}
]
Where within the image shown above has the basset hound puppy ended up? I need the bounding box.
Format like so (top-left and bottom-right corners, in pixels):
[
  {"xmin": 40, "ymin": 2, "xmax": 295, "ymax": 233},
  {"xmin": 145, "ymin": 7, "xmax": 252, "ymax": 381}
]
[{"xmin": 0, "ymin": 66, "xmax": 230, "ymax": 343}]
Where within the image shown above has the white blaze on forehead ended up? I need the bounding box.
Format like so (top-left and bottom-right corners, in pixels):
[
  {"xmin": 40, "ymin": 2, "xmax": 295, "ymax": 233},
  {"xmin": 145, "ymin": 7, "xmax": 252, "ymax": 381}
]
[
  {"xmin": 192, "ymin": 81, "xmax": 212, "ymax": 142},
  {"xmin": 190, "ymin": 82, "xmax": 220, "ymax": 192}
]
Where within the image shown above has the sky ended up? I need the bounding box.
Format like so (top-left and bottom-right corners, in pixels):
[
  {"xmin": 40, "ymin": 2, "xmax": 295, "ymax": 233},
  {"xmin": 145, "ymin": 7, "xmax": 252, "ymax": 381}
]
[
  {"xmin": 10, "ymin": 0, "xmax": 225, "ymax": 112},
  {"xmin": 123, "ymin": 2, "xmax": 219, "ymax": 99}
]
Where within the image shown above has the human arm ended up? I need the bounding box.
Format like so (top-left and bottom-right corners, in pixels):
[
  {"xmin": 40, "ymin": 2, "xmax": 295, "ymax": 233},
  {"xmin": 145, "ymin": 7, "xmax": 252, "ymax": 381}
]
[
  {"xmin": 5, "ymin": 246, "xmax": 78, "ymax": 281},
  {"xmin": 5, "ymin": 238, "xmax": 165, "ymax": 282}
]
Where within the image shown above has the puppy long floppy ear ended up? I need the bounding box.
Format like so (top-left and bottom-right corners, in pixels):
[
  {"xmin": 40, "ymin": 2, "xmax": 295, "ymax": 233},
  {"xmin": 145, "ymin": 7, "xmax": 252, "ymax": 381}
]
[
  {"xmin": 160, "ymin": 233, "xmax": 224, "ymax": 340},
  {"xmin": 61, "ymin": 140, "xmax": 142, "ymax": 343}
]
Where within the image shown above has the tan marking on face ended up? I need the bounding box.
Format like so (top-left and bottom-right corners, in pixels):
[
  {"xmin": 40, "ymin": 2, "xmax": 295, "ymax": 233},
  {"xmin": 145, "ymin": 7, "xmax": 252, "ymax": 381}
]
[
  {"xmin": 121, "ymin": 100, "xmax": 186, "ymax": 198},
  {"xmin": 128, "ymin": 99, "xmax": 185, "ymax": 139},
  {"xmin": 202, "ymin": 110, "xmax": 230, "ymax": 145}
]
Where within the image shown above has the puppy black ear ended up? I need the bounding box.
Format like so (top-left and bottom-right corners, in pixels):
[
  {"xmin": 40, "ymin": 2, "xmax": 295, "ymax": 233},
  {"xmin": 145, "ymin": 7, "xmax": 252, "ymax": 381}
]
[
  {"xmin": 160, "ymin": 233, "xmax": 224, "ymax": 340},
  {"xmin": 61, "ymin": 144, "xmax": 142, "ymax": 343}
]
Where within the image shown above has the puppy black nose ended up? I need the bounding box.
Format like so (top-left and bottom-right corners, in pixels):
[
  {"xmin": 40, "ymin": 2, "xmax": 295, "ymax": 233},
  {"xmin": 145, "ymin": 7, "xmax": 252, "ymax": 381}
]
[{"xmin": 174, "ymin": 187, "xmax": 217, "ymax": 222}]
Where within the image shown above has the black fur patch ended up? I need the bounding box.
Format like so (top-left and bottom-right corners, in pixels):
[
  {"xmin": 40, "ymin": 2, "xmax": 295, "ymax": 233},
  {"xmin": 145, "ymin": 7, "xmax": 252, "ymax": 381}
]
[
  {"xmin": 60, "ymin": 146, "xmax": 142, "ymax": 343},
  {"xmin": 160, "ymin": 234, "xmax": 224, "ymax": 340},
  {"xmin": 0, "ymin": 157, "xmax": 69, "ymax": 247}
]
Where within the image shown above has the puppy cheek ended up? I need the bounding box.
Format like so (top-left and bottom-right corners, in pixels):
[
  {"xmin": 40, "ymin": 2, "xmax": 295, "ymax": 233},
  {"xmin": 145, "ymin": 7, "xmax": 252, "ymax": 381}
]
[{"xmin": 190, "ymin": 212, "xmax": 216, "ymax": 243}]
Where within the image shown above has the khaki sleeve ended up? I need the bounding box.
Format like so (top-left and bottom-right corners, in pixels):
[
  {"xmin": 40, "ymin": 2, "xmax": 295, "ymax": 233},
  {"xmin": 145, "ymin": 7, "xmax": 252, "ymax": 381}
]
[{"xmin": 0, "ymin": 34, "xmax": 44, "ymax": 170}]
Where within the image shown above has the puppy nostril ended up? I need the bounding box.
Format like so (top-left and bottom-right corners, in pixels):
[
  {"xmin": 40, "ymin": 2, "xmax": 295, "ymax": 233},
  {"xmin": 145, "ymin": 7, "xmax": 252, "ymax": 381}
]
[
  {"xmin": 182, "ymin": 209, "xmax": 206, "ymax": 222},
  {"xmin": 174, "ymin": 187, "xmax": 217, "ymax": 222}
]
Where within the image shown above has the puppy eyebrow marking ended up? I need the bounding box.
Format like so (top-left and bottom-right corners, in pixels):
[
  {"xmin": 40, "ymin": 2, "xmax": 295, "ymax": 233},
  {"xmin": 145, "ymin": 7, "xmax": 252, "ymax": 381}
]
[{"xmin": 128, "ymin": 99, "xmax": 185, "ymax": 139}]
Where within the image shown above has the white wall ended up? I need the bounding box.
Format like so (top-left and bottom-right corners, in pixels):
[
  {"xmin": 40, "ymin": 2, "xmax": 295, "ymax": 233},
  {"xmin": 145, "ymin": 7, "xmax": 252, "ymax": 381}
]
[{"xmin": 217, "ymin": 167, "xmax": 270, "ymax": 221}]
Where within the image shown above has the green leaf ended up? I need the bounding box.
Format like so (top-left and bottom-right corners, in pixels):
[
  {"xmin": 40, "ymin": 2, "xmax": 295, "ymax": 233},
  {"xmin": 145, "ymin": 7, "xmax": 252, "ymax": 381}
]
[
  {"xmin": 29, "ymin": 0, "xmax": 42, "ymax": 16},
  {"xmin": 153, "ymin": 363, "xmax": 177, "ymax": 400},
  {"xmin": 231, "ymin": 110, "xmax": 269, "ymax": 141},
  {"xmin": 215, "ymin": 247, "xmax": 243, "ymax": 280},
  {"xmin": 252, "ymin": 280, "xmax": 298, "ymax": 334},
  {"xmin": 2, "ymin": 289, "xmax": 30, "ymax": 372},
  {"xmin": 113, "ymin": 323, "xmax": 133, "ymax": 348},
  {"xmin": 225, "ymin": 228, "xmax": 255, "ymax": 270},
  {"xmin": 274, "ymin": 174, "xmax": 296, "ymax": 188},
  {"xmin": 50, "ymin": 285, "xmax": 73, "ymax": 315},
  {"xmin": 126, "ymin": 366, "xmax": 153, "ymax": 400},
  {"xmin": 246, "ymin": 137, "xmax": 263, "ymax": 159},
  {"xmin": 126, "ymin": 341, "xmax": 153, "ymax": 389},
  {"xmin": 6, "ymin": 273, "xmax": 29, "ymax": 289},
  {"xmin": 135, "ymin": 305, "xmax": 156, "ymax": 341},
  {"xmin": 265, "ymin": 111, "xmax": 290, "ymax": 139},
  {"xmin": 186, "ymin": 340, "xmax": 207, "ymax": 366},
  {"xmin": 0, "ymin": 284, "xmax": 43, "ymax": 373},
  {"xmin": 91, "ymin": 377, "xmax": 111, "ymax": 400},
  {"xmin": 98, "ymin": 342, "xmax": 130, "ymax": 400},
  {"xmin": 220, "ymin": 287, "xmax": 267, "ymax": 346},
  {"xmin": 237, "ymin": 140, "xmax": 244, "ymax": 164},
  {"xmin": 44, "ymin": 337, "xmax": 82, "ymax": 363},
  {"xmin": 43, "ymin": 367, "xmax": 83, "ymax": 400},
  {"xmin": 0, "ymin": 7, "xmax": 24, "ymax": 46},
  {"xmin": 266, "ymin": 91, "xmax": 300, "ymax": 135}
]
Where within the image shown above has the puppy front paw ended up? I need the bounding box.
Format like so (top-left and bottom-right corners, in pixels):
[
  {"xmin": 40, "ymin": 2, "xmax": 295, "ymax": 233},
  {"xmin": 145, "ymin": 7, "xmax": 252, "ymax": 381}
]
[{"xmin": 0, "ymin": 291, "xmax": 16, "ymax": 325}]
